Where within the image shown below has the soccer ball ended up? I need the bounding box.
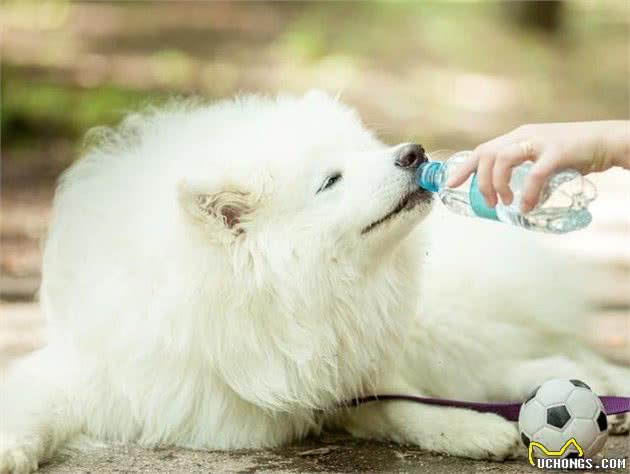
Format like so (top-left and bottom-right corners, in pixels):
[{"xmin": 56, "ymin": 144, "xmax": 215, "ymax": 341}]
[{"xmin": 519, "ymin": 378, "xmax": 608, "ymax": 459}]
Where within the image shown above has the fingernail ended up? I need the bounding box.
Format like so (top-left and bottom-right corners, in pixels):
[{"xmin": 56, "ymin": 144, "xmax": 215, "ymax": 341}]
[{"xmin": 499, "ymin": 193, "xmax": 513, "ymax": 206}]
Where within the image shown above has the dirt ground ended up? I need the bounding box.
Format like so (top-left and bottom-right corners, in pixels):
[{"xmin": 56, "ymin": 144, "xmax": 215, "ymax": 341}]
[{"xmin": 36, "ymin": 435, "xmax": 630, "ymax": 474}]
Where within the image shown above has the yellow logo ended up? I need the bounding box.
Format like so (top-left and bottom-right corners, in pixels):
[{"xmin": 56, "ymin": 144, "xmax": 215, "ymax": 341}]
[{"xmin": 528, "ymin": 438, "xmax": 584, "ymax": 466}]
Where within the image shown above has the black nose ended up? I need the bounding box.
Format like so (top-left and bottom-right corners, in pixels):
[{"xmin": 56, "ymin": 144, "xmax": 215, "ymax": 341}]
[{"xmin": 395, "ymin": 144, "xmax": 427, "ymax": 170}]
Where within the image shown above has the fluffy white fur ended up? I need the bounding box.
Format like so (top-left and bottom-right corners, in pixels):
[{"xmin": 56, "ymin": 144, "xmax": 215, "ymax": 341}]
[{"xmin": 1, "ymin": 91, "xmax": 628, "ymax": 473}]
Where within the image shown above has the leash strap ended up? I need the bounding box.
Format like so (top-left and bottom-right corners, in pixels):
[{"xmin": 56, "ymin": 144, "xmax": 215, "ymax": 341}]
[
  {"xmin": 600, "ymin": 396, "xmax": 630, "ymax": 416},
  {"xmin": 347, "ymin": 394, "xmax": 630, "ymax": 422}
]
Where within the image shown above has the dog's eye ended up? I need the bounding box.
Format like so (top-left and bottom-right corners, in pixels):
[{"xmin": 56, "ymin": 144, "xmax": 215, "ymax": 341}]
[{"xmin": 317, "ymin": 173, "xmax": 342, "ymax": 194}]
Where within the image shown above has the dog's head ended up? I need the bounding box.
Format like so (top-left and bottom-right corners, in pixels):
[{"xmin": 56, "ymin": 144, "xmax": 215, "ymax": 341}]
[
  {"xmin": 178, "ymin": 91, "xmax": 433, "ymax": 263},
  {"xmin": 172, "ymin": 91, "xmax": 431, "ymax": 408}
]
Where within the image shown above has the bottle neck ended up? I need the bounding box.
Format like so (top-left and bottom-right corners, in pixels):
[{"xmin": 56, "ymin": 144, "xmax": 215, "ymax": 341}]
[{"xmin": 416, "ymin": 161, "xmax": 443, "ymax": 193}]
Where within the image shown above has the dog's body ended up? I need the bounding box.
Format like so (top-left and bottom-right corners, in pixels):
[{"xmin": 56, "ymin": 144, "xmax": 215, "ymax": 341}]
[{"xmin": 1, "ymin": 92, "xmax": 628, "ymax": 473}]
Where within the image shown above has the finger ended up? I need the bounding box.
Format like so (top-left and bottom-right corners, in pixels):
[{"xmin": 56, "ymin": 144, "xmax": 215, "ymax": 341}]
[
  {"xmin": 520, "ymin": 154, "xmax": 560, "ymax": 213},
  {"xmin": 448, "ymin": 128, "xmax": 524, "ymax": 188},
  {"xmin": 447, "ymin": 152, "xmax": 480, "ymax": 187},
  {"xmin": 447, "ymin": 127, "xmax": 524, "ymax": 188},
  {"xmin": 476, "ymin": 152, "xmax": 498, "ymax": 207},
  {"xmin": 493, "ymin": 143, "xmax": 536, "ymax": 205}
]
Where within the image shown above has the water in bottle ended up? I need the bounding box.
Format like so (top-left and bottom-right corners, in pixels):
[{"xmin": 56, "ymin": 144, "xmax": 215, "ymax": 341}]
[{"xmin": 416, "ymin": 151, "xmax": 597, "ymax": 233}]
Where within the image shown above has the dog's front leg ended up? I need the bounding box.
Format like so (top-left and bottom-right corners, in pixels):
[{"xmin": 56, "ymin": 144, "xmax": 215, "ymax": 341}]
[
  {"xmin": 338, "ymin": 378, "xmax": 521, "ymax": 460},
  {"xmin": 0, "ymin": 347, "xmax": 82, "ymax": 474}
]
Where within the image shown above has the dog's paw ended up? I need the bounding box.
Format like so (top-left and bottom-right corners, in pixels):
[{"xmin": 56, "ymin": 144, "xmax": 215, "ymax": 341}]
[
  {"xmin": 609, "ymin": 413, "xmax": 629, "ymax": 436},
  {"xmin": 0, "ymin": 439, "xmax": 39, "ymax": 474},
  {"xmin": 440, "ymin": 414, "xmax": 522, "ymax": 461}
]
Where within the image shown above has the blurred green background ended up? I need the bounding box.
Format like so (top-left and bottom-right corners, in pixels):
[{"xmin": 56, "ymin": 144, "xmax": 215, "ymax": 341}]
[
  {"xmin": 3, "ymin": 1, "xmax": 629, "ymax": 151},
  {"xmin": 1, "ymin": 0, "xmax": 629, "ymax": 285}
]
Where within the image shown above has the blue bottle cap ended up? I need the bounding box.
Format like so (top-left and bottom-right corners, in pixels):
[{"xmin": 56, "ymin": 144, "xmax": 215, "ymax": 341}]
[{"xmin": 416, "ymin": 161, "xmax": 442, "ymax": 193}]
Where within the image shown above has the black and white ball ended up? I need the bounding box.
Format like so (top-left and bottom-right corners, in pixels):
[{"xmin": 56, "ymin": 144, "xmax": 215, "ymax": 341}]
[{"xmin": 519, "ymin": 378, "xmax": 608, "ymax": 459}]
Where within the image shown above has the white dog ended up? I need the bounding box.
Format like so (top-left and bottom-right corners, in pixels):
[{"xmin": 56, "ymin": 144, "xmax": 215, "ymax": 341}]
[{"xmin": 1, "ymin": 91, "xmax": 628, "ymax": 473}]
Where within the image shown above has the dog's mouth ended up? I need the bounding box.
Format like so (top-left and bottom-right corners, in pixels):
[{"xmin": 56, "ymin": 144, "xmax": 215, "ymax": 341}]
[{"xmin": 361, "ymin": 188, "xmax": 432, "ymax": 235}]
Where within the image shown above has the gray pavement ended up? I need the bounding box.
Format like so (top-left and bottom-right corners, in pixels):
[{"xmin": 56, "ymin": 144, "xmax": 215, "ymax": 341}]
[{"xmin": 40, "ymin": 433, "xmax": 629, "ymax": 473}]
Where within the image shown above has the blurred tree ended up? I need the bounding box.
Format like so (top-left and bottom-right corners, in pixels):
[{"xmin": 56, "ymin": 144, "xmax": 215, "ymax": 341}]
[{"xmin": 508, "ymin": 1, "xmax": 565, "ymax": 33}]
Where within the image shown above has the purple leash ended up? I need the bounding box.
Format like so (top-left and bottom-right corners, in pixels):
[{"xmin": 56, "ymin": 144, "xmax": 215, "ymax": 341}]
[{"xmin": 348, "ymin": 394, "xmax": 630, "ymax": 422}]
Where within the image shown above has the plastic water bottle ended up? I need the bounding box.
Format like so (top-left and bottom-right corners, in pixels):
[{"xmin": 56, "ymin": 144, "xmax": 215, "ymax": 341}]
[{"xmin": 416, "ymin": 151, "xmax": 597, "ymax": 233}]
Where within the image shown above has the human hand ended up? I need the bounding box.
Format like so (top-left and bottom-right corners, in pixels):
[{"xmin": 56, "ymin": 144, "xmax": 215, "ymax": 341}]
[{"xmin": 447, "ymin": 121, "xmax": 630, "ymax": 212}]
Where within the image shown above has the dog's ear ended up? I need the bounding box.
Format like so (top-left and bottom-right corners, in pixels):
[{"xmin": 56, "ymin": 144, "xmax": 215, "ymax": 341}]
[{"xmin": 177, "ymin": 180, "xmax": 259, "ymax": 237}]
